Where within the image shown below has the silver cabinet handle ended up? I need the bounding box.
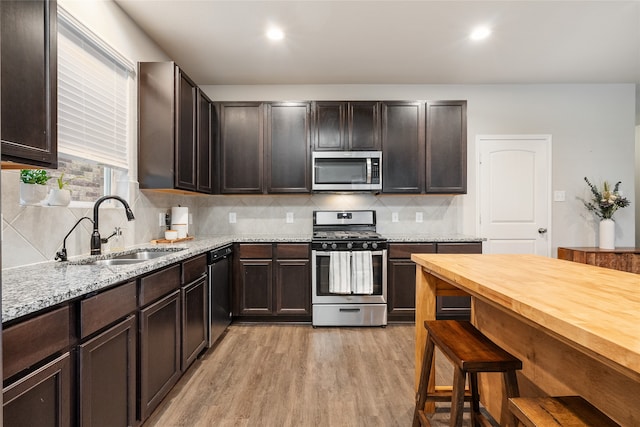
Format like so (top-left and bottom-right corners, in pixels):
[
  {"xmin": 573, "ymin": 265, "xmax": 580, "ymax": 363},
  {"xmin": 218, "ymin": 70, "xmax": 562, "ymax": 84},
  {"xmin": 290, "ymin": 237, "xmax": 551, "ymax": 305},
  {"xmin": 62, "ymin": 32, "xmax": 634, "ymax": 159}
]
[{"xmin": 538, "ymin": 228, "xmax": 548, "ymax": 234}]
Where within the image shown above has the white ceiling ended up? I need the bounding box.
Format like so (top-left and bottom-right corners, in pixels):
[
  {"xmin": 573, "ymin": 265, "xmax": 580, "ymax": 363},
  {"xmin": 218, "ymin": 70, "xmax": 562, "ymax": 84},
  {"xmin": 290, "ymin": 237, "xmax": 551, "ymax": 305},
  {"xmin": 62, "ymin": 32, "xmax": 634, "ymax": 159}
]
[{"xmin": 114, "ymin": 0, "xmax": 640, "ymax": 86}]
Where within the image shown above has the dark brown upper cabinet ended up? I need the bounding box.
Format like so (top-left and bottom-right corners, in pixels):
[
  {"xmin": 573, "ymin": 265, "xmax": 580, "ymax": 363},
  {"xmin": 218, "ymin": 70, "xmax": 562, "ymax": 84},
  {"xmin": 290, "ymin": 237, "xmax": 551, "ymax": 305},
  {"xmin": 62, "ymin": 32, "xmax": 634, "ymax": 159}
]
[
  {"xmin": 1, "ymin": 0, "xmax": 58, "ymax": 168},
  {"xmin": 266, "ymin": 102, "xmax": 311, "ymax": 193},
  {"xmin": 218, "ymin": 102, "xmax": 264, "ymax": 194},
  {"xmin": 425, "ymin": 101, "xmax": 467, "ymax": 194},
  {"xmin": 138, "ymin": 61, "xmax": 213, "ymax": 194},
  {"xmin": 312, "ymin": 101, "xmax": 380, "ymax": 151},
  {"xmin": 218, "ymin": 102, "xmax": 311, "ymax": 194},
  {"xmin": 381, "ymin": 101, "xmax": 425, "ymax": 194},
  {"xmin": 196, "ymin": 90, "xmax": 214, "ymax": 193}
]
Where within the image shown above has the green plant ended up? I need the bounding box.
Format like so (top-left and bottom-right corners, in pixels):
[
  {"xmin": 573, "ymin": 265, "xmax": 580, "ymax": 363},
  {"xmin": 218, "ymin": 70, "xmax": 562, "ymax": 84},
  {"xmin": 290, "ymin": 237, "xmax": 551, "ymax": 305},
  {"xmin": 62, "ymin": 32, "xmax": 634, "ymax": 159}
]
[
  {"xmin": 55, "ymin": 172, "xmax": 72, "ymax": 189},
  {"xmin": 583, "ymin": 177, "xmax": 631, "ymax": 220},
  {"xmin": 20, "ymin": 169, "xmax": 51, "ymax": 185}
]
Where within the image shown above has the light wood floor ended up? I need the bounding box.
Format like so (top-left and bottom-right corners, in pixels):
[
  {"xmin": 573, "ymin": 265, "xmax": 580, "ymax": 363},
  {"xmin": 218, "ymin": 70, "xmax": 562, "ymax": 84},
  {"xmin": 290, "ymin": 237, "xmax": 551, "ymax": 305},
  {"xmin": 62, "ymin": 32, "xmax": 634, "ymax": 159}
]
[{"xmin": 143, "ymin": 324, "xmax": 472, "ymax": 427}]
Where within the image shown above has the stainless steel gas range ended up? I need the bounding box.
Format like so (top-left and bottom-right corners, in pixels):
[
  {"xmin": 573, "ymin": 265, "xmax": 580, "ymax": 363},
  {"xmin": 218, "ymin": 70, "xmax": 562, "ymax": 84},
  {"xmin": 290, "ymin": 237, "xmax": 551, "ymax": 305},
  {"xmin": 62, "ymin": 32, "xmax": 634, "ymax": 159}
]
[{"xmin": 311, "ymin": 210, "xmax": 388, "ymax": 327}]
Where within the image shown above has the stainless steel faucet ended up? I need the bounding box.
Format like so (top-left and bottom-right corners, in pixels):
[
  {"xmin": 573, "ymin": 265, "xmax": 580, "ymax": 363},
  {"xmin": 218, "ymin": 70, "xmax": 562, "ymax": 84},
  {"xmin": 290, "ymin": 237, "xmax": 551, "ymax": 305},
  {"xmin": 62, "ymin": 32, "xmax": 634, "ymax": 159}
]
[{"xmin": 91, "ymin": 195, "xmax": 135, "ymax": 255}]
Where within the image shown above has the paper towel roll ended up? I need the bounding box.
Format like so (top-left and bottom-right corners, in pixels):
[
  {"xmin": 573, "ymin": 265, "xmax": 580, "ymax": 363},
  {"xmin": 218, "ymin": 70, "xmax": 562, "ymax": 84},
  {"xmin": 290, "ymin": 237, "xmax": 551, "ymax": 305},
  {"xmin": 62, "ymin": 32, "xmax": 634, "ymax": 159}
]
[{"xmin": 171, "ymin": 206, "xmax": 189, "ymax": 235}]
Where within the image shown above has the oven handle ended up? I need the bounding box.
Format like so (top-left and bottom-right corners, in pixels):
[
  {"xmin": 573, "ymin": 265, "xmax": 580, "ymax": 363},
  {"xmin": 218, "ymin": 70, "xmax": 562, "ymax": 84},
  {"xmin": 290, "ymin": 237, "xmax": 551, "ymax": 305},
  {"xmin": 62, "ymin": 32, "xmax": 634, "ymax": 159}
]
[
  {"xmin": 339, "ymin": 308, "xmax": 361, "ymax": 313},
  {"xmin": 313, "ymin": 250, "xmax": 386, "ymax": 257}
]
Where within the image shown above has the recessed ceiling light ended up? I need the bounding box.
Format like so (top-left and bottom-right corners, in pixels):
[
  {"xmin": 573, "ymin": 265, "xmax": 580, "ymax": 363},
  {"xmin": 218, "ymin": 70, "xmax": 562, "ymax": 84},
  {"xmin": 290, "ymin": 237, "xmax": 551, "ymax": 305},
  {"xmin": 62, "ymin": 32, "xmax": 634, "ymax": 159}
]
[
  {"xmin": 266, "ymin": 27, "xmax": 285, "ymax": 41},
  {"xmin": 470, "ymin": 26, "xmax": 491, "ymax": 41}
]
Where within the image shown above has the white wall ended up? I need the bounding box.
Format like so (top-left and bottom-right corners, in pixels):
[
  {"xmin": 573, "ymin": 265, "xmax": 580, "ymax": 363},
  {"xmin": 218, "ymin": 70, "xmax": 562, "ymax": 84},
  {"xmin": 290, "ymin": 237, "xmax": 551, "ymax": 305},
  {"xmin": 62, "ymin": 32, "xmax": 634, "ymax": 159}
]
[{"xmin": 203, "ymin": 83, "xmax": 637, "ymax": 252}]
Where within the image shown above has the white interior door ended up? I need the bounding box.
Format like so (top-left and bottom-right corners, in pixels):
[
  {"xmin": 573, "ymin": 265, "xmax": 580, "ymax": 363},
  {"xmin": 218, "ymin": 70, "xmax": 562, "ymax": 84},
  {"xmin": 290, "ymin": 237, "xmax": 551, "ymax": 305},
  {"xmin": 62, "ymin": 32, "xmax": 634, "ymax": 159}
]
[{"xmin": 478, "ymin": 135, "xmax": 551, "ymax": 256}]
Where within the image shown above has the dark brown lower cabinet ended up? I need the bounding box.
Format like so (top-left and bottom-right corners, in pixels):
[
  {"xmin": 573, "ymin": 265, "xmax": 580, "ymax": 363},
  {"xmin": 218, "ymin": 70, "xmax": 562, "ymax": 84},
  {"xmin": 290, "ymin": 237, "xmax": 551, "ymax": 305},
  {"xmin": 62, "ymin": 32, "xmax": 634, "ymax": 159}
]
[
  {"xmin": 388, "ymin": 243, "xmax": 435, "ymax": 322},
  {"xmin": 181, "ymin": 276, "xmax": 208, "ymax": 371},
  {"xmin": 275, "ymin": 258, "xmax": 310, "ymax": 316},
  {"xmin": 139, "ymin": 290, "xmax": 181, "ymax": 421},
  {"xmin": 79, "ymin": 315, "xmax": 136, "ymax": 427},
  {"xmin": 3, "ymin": 352, "xmax": 71, "ymax": 426},
  {"xmin": 234, "ymin": 243, "xmax": 310, "ymax": 321},
  {"xmin": 387, "ymin": 242, "xmax": 482, "ymax": 321}
]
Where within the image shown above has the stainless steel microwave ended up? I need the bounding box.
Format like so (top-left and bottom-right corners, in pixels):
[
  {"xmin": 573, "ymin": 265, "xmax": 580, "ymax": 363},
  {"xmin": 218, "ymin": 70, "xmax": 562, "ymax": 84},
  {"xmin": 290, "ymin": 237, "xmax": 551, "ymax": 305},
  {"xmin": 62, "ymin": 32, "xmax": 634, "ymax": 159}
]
[{"xmin": 312, "ymin": 151, "xmax": 382, "ymax": 191}]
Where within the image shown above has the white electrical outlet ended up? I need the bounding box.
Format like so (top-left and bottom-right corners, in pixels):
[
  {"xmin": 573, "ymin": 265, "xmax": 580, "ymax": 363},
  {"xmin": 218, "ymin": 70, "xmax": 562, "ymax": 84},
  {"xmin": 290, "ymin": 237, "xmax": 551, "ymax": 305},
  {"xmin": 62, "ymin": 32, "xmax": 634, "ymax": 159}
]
[
  {"xmin": 286, "ymin": 212, "xmax": 294, "ymax": 223},
  {"xmin": 229, "ymin": 212, "xmax": 237, "ymax": 223},
  {"xmin": 416, "ymin": 212, "xmax": 423, "ymax": 223},
  {"xmin": 392, "ymin": 212, "xmax": 399, "ymax": 223},
  {"xmin": 159, "ymin": 213, "xmax": 165, "ymax": 227},
  {"xmin": 553, "ymin": 190, "xmax": 566, "ymax": 202}
]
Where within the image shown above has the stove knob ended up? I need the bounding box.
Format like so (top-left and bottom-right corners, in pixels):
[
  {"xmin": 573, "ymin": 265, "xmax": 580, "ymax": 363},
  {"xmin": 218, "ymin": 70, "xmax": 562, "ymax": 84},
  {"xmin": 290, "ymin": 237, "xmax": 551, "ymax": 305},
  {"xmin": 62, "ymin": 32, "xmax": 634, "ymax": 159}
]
[
  {"xmin": 321, "ymin": 243, "xmax": 328, "ymax": 250},
  {"xmin": 372, "ymin": 242, "xmax": 378, "ymax": 249},
  {"xmin": 331, "ymin": 243, "xmax": 338, "ymax": 250},
  {"xmin": 362, "ymin": 242, "xmax": 368, "ymax": 249},
  {"xmin": 347, "ymin": 242, "xmax": 353, "ymax": 249}
]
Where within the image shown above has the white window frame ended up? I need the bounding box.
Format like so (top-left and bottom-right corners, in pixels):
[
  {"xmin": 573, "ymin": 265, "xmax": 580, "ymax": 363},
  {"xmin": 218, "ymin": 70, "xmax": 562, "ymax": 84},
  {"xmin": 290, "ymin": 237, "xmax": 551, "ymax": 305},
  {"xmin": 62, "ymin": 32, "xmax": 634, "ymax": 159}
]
[{"xmin": 57, "ymin": 6, "xmax": 136, "ymax": 208}]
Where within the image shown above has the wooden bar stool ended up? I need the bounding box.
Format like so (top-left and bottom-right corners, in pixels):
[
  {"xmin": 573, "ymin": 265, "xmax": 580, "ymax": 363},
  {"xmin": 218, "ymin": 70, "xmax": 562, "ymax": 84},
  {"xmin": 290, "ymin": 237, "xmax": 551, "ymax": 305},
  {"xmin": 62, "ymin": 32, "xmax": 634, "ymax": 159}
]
[
  {"xmin": 509, "ymin": 396, "xmax": 620, "ymax": 427},
  {"xmin": 413, "ymin": 320, "xmax": 523, "ymax": 427}
]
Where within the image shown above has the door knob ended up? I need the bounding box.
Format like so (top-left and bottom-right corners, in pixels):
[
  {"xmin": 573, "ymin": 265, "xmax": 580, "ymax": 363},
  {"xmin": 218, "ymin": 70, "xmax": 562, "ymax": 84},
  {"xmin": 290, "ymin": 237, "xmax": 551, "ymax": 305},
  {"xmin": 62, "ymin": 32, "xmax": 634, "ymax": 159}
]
[{"xmin": 538, "ymin": 228, "xmax": 548, "ymax": 234}]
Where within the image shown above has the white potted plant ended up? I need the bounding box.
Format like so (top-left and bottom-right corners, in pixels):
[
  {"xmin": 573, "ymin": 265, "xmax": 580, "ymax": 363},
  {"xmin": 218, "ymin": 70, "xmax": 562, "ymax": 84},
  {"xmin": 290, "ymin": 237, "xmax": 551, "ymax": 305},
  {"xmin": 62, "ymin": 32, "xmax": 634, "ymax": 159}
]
[
  {"xmin": 19, "ymin": 169, "xmax": 51, "ymax": 205},
  {"xmin": 47, "ymin": 172, "xmax": 72, "ymax": 206}
]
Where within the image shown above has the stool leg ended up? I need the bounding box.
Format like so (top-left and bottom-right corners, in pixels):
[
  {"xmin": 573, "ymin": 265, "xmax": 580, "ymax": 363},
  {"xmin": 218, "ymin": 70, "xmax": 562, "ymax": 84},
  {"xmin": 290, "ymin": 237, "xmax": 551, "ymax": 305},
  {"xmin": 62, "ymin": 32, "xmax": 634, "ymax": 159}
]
[
  {"xmin": 450, "ymin": 366, "xmax": 466, "ymax": 427},
  {"xmin": 413, "ymin": 337, "xmax": 436, "ymax": 427},
  {"xmin": 469, "ymin": 372, "xmax": 481, "ymax": 427},
  {"xmin": 501, "ymin": 370, "xmax": 520, "ymax": 427}
]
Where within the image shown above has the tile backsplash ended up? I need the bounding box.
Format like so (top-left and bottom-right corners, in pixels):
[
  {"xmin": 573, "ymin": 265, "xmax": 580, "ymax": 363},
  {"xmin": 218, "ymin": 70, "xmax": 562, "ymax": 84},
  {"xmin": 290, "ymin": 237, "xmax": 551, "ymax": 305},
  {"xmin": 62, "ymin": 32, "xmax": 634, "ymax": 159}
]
[{"xmin": 2, "ymin": 170, "xmax": 460, "ymax": 268}]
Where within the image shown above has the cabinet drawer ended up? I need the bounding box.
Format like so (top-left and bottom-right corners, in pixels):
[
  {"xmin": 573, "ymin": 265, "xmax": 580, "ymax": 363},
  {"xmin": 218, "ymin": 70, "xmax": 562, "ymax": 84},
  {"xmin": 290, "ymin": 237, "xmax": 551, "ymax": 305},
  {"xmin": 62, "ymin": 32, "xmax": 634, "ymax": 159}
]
[
  {"xmin": 139, "ymin": 264, "xmax": 181, "ymax": 307},
  {"xmin": 389, "ymin": 243, "xmax": 435, "ymax": 259},
  {"xmin": 238, "ymin": 243, "xmax": 273, "ymax": 259},
  {"xmin": 3, "ymin": 306, "xmax": 70, "ymax": 380},
  {"xmin": 436, "ymin": 242, "xmax": 482, "ymax": 254},
  {"xmin": 276, "ymin": 243, "xmax": 309, "ymax": 259},
  {"xmin": 80, "ymin": 281, "xmax": 137, "ymax": 339},
  {"xmin": 182, "ymin": 254, "xmax": 207, "ymax": 284}
]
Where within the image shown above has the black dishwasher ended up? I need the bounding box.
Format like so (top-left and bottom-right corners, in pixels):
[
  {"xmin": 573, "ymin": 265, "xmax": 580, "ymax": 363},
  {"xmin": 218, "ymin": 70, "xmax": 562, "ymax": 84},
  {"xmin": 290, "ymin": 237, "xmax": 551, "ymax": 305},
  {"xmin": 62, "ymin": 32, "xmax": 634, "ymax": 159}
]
[{"xmin": 208, "ymin": 245, "xmax": 233, "ymax": 347}]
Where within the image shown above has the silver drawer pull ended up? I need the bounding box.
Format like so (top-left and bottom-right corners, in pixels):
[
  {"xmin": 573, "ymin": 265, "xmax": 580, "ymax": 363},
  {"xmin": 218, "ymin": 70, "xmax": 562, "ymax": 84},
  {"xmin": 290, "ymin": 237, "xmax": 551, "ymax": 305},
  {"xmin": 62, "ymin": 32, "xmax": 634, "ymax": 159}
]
[{"xmin": 339, "ymin": 308, "xmax": 361, "ymax": 313}]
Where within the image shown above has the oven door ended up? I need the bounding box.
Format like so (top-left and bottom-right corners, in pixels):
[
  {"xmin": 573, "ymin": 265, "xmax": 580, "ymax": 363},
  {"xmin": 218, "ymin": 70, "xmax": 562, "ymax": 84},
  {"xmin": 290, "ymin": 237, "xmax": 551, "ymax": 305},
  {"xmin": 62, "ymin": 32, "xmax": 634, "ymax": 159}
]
[{"xmin": 312, "ymin": 249, "xmax": 387, "ymax": 304}]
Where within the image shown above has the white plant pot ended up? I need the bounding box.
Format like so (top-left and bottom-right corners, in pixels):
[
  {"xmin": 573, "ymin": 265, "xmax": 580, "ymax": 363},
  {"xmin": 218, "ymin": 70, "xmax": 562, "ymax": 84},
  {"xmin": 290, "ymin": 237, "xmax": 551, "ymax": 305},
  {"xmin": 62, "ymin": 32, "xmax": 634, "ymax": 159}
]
[
  {"xmin": 19, "ymin": 182, "xmax": 48, "ymax": 205},
  {"xmin": 47, "ymin": 188, "xmax": 71, "ymax": 206},
  {"xmin": 598, "ymin": 219, "xmax": 615, "ymax": 250}
]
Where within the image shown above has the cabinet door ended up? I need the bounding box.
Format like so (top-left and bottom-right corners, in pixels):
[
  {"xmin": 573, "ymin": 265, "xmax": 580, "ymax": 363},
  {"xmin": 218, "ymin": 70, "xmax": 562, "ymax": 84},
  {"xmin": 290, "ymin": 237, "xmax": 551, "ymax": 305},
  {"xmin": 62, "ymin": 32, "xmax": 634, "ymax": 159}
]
[
  {"xmin": 266, "ymin": 102, "xmax": 311, "ymax": 193},
  {"xmin": 3, "ymin": 353, "xmax": 70, "ymax": 427},
  {"xmin": 237, "ymin": 259, "xmax": 273, "ymax": 316},
  {"xmin": 275, "ymin": 259, "xmax": 311, "ymax": 316},
  {"xmin": 425, "ymin": 101, "xmax": 467, "ymax": 193},
  {"xmin": 348, "ymin": 101, "xmax": 380, "ymax": 150},
  {"xmin": 381, "ymin": 101, "xmax": 424, "ymax": 193},
  {"xmin": 181, "ymin": 277, "xmax": 208, "ymax": 371},
  {"xmin": 1, "ymin": 0, "xmax": 57, "ymax": 168},
  {"xmin": 435, "ymin": 242, "xmax": 481, "ymax": 320},
  {"xmin": 79, "ymin": 315, "xmax": 136, "ymax": 427},
  {"xmin": 220, "ymin": 102, "xmax": 264, "ymax": 193},
  {"xmin": 387, "ymin": 243, "xmax": 435, "ymax": 322},
  {"xmin": 139, "ymin": 290, "xmax": 181, "ymax": 421},
  {"xmin": 313, "ymin": 102, "xmax": 345, "ymax": 150},
  {"xmin": 197, "ymin": 90, "xmax": 214, "ymax": 193},
  {"xmin": 175, "ymin": 70, "xmax": 198, "ymax": 191}
]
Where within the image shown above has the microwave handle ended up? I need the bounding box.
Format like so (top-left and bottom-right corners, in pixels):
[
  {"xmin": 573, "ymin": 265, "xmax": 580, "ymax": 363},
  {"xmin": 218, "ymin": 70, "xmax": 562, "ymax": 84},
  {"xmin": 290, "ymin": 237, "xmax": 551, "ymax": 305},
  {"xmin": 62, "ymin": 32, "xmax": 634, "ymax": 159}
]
[{"xmin": 366, "ymin": 158, "xmax": 372, "ymax": 184}]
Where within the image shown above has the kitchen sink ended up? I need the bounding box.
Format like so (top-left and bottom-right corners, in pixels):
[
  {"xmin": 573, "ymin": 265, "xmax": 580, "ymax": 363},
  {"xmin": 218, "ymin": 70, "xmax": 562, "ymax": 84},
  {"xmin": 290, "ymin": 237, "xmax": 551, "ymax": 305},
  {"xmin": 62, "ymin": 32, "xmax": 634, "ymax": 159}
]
[
  {"xmin": 71, "ymin": 248, "xmax": 186, "ymax": 266},
  {"xmin": 111, "ymin": 250, "xmax": 183, "ymax": 260}
]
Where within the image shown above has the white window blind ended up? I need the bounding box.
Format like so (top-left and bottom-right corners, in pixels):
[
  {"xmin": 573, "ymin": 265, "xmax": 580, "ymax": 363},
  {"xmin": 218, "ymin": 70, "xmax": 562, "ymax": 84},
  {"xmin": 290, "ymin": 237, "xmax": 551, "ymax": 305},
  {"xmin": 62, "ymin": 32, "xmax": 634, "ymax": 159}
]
[{"xmin": 57, "ymin": 8, "xmax": 134, "ymax": 170}]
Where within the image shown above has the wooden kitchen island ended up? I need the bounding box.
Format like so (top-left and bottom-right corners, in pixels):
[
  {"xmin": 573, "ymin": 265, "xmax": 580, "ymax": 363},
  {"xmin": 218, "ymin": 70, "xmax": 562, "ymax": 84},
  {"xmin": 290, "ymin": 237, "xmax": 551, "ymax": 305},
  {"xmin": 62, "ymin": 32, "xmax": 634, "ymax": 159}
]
[{"xmin": 411, "ymin": 253, "xmax": 640, "ymax": 426}]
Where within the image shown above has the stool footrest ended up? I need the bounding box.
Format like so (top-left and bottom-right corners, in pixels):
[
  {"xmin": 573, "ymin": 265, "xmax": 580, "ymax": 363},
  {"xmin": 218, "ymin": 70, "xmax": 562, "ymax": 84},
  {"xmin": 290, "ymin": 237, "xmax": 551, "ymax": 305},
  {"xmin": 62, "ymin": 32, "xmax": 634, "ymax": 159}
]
[{"xmin": 508, "ymin": 396, "xmax": 620, "ymax": 427}]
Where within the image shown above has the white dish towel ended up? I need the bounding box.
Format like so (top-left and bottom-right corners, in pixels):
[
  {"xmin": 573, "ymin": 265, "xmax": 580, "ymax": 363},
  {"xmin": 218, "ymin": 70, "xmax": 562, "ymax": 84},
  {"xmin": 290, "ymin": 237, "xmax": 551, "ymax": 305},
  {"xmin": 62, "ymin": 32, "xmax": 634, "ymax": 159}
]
[
  {"xmin": 329, "ymin": 251, "xmax": 351, "ymax": 294},
  {"xmin": 351, "ymin": 251, "xmax": 373, "ymax": 295}
]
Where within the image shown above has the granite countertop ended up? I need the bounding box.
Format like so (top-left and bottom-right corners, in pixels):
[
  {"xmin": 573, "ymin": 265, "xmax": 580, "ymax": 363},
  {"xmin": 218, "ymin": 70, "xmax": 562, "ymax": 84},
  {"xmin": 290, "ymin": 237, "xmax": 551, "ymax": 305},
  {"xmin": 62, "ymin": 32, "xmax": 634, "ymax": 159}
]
[
  {"xmin": 2, "ymin": 233, "xmax": 481, "ymax": 323},
  {"xmin": 2, "ymin": 235, "xmax": 311, "ymax": 323},
  {"xmin": 384, "ymin": 234, "xmax": 484, "ymax": 243}
]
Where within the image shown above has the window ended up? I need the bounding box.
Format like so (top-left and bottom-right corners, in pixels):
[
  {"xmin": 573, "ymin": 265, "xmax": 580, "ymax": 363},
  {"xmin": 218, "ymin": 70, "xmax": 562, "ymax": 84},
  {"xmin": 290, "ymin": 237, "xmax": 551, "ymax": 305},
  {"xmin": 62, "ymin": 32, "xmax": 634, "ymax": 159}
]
[{"xmin": 54, "ymin": 7, "xmax": 134, "ymax": 204}]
